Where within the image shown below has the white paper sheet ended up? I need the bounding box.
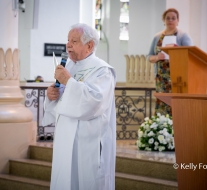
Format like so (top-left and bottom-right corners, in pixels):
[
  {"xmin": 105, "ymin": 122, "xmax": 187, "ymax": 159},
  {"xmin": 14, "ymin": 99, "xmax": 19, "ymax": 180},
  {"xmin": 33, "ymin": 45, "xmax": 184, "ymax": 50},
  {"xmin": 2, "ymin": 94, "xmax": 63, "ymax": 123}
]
[
  {"xmin": 53, "ymin": 52, "xmax": 59, "ymax": 71},
  {"xmin": 161, "ymin": 36, "xmax": 177, "ymax": 60},
  {"xmin": 162, "ymin": 36, "xmax": 176, "ymax": 47}
]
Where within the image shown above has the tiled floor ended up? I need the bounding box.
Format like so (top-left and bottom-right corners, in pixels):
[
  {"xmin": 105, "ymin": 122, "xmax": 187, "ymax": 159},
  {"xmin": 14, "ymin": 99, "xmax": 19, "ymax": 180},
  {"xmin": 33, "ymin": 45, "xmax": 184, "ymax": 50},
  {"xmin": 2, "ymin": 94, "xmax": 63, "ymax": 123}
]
[{"xmin": 33, "ymin": 140, "xmax": 176, "ymax": 164}]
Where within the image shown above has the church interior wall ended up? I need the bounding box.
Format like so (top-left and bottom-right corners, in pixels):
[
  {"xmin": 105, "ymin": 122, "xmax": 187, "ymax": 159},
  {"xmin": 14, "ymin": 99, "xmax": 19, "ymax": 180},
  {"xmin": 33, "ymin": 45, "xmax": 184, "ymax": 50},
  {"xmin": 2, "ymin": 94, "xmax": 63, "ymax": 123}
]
[
  {"xmin": 16, "ymin": 0, "xmax": 207, "ymax": 83},
  {"xmin": 97, "ymin": 0, "xmax": 166, "ymax": 82},
  {"xmin": 18, "ymin": 0, "xmax": 167, "ymax": 82},
  {"xmin": 25, "ymin": 0, "xmax": 80, "ymax": 82}
]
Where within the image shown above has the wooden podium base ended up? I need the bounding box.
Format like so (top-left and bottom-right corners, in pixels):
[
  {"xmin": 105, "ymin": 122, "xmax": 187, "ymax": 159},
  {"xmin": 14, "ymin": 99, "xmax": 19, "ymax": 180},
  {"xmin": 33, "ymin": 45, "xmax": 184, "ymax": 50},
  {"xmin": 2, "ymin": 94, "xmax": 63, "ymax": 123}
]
[{"xmin": 154, "ymin": 93, "xmax": 207, "ymax": 190}]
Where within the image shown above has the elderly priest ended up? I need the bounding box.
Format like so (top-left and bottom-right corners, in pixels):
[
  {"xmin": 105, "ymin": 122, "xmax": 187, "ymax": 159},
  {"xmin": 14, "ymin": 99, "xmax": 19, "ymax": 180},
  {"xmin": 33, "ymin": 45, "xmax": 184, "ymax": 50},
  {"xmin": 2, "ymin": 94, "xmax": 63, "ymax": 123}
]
[{"xmin": 42, "ymin": 23, "xmax": 116, "ymax": 190}]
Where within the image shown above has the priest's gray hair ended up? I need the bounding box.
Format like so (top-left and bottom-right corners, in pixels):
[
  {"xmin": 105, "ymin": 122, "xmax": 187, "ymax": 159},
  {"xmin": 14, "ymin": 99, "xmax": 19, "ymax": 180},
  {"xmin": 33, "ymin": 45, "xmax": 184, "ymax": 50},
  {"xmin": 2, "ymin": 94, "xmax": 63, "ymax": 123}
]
[{"xmin": 70, "ymin": 23, "xmax": 99, "ymax": 52}]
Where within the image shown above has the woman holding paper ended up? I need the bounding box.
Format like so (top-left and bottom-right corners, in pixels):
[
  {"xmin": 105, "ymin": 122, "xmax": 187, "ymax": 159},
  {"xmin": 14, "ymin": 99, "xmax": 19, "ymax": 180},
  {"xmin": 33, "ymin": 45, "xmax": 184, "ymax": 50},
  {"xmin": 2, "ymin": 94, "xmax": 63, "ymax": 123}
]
[{"xmin": 148, "ymin": 8, "xmax": 193, "ymax": 115}]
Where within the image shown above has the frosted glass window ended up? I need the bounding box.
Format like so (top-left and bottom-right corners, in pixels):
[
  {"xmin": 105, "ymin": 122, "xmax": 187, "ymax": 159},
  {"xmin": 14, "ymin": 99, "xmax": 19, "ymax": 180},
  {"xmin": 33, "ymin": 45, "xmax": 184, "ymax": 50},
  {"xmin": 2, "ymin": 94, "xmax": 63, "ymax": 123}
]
[
  {"xmin": 95, "ymin": 0, "xmax": 102, "ymax": 39},
  {"xmin": 119, "ymin": 0, "xmax": 129, "ymax": 40},
  {"xmin": 120, "ymin": 23, "xmax": 129, "ymax": 40}
]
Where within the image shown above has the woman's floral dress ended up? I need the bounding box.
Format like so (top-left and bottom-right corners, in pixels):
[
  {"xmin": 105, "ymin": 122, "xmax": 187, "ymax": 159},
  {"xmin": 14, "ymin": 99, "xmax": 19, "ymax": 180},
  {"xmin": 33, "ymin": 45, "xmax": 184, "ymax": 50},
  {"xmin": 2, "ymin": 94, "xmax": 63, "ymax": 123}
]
[{"xmin": 155, "ymin": 32, "xmax": 177, "ymax": 116}]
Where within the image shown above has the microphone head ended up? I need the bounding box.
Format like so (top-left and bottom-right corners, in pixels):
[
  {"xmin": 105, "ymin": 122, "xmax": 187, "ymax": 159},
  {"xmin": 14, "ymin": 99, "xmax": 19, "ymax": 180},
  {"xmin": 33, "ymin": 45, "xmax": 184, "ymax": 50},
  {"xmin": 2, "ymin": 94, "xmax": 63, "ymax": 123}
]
[{"xmin": 61, "ymin": 52, "xmax": 68, "ymax": 59}]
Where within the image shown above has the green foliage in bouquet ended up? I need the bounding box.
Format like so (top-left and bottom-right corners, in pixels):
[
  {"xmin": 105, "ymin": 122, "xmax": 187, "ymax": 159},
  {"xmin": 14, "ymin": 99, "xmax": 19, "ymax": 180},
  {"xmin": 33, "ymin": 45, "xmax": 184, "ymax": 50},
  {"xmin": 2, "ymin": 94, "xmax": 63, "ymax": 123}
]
[{"xmin": 137, "ymin": 113, "xmax": 175, "ymax": 152}]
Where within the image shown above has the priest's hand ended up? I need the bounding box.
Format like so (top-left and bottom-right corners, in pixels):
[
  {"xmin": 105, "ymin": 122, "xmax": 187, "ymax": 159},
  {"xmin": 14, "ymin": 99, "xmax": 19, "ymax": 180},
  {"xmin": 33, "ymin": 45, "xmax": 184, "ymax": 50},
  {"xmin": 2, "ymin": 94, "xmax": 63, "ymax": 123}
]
[
  {"xmin": 54, "ymin": 65, "xmax": 71, "ymax": 85},
  {"xmin": 47, "ymin": 83, "xmax": 60, "ymax": 101}
]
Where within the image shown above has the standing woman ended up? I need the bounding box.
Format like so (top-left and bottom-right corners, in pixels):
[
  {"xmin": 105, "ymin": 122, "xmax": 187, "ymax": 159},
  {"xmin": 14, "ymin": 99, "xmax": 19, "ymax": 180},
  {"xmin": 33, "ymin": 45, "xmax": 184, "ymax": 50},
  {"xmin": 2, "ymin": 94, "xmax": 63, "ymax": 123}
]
[{"xmin": 148, "ymin": 8, "xmax": 193, "ymax": 115}]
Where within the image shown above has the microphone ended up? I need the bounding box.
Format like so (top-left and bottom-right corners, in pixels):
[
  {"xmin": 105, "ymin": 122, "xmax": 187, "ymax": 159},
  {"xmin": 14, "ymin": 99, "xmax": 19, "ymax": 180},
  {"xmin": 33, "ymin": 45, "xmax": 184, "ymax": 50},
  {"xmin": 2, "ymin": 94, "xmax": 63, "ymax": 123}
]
[{"xmin": 55, "ymin": 52, "xmax": 68, "ymax": 88}]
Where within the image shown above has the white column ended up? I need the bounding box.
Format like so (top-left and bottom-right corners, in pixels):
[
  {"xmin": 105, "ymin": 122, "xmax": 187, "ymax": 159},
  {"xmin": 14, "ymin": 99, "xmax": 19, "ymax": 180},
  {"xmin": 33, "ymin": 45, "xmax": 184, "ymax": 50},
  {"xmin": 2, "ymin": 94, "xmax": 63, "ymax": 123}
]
[
  {"xmin": 128, "ymin": 0, "xmax": 166, "ymax": 55},
  {"xmin": 107, "ymin": 0, "xmax": 127, "ymax": 82},
  {"xmin": 18, "ymin": 0, "xmax": 34, "ymax": 81},
  {"xmin": 0, "ymin": 0, "xmax": 18, "ymax": 50},
  {"xmin": 79, "ymin": 0, "xmax": 95, "ymax": 28}
]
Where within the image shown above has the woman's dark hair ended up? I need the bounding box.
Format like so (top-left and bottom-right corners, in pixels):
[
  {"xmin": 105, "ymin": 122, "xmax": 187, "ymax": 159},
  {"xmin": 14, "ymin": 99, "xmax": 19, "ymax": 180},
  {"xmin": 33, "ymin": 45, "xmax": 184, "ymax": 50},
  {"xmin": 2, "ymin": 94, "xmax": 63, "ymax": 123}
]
[
  {"xmin": 35, "ymin": 75, "xmax": 44, "ymax": 81},
  {"xmin": 162, "ymin": 8, "xmax": 179, "ymax": 21}
]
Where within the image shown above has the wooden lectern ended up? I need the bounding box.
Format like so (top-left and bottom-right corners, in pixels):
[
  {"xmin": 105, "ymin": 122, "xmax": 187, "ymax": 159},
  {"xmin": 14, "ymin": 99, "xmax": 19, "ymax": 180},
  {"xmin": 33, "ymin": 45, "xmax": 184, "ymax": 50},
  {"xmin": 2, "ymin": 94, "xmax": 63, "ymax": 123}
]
[
  {"xmin": 160, "ymin": 46, "xmax": 207, "ymax": 93},
  {"xmin": 154, "ymin": 93, "xmax": 207, "ymax": 190},
  {"xmin": 155, "ymin": 46, "xmax": 207, "ymax": 190}
]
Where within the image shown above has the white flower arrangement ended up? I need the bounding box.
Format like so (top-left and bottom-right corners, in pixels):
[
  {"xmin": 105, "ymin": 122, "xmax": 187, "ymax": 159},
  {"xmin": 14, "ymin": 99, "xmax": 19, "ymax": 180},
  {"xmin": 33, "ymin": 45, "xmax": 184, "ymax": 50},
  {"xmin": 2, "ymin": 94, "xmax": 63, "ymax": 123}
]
[{"xmin": 137, "ymin": 113, "xmax": 175, "ymax": 152}]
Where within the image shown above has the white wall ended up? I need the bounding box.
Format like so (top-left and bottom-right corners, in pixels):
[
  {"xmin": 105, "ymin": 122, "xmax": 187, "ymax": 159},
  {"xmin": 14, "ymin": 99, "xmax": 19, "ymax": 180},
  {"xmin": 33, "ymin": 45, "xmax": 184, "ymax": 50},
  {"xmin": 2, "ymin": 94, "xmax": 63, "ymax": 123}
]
[
  {"xmin": 0, "ymin": 0, "xmax": 18, "ymax": 51},
  {"xmin": 30, "ymin": 0, "xmax": 80, "ymax": 82}
]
